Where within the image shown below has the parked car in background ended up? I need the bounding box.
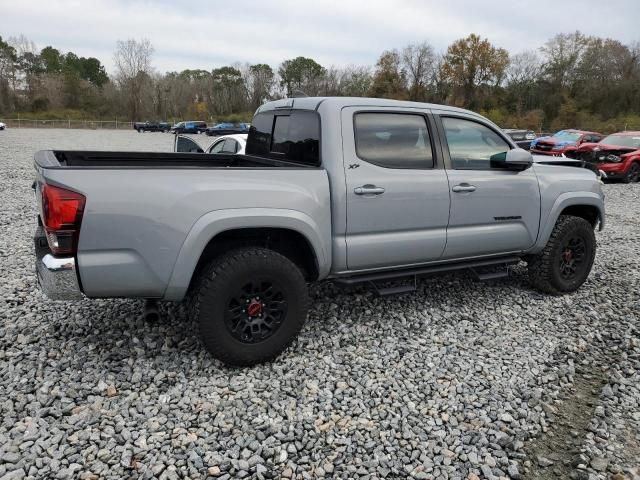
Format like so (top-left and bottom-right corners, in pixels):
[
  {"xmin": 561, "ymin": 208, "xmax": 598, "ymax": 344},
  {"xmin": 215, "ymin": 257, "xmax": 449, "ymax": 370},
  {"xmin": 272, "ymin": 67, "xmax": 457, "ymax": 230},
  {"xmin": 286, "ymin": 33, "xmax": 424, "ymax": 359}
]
[
  {"xmin": 175, "ymin": 133, "xmax": 247, "ymax": 154},
  {"xmin": 530, "ymin": 129, "xmax": 603, "ymax": 156},
  {"xmin": 33, "ymin": 97, "xmax": 605, "ymax": 366},
  {"xmin": 134, "ymin": 121, "xmax": 171, "ymax": 132},
  {"xmin": 566, "ymin": 131, "xmax": 640, "ymax": 183},
  {"xmin": 503, "ymin": 129, "xmax": 537, "ymax": 150},
  {"xmin": 205, "ymin": 122, "xmax": 250, "ymax": 136},
  {"xmin": 0, "ymin": 121, "xmax": 6, "ymax": 130},
  {"xmin": 170, "ymin": 121, "xmax": 207, "ymax": 134}
]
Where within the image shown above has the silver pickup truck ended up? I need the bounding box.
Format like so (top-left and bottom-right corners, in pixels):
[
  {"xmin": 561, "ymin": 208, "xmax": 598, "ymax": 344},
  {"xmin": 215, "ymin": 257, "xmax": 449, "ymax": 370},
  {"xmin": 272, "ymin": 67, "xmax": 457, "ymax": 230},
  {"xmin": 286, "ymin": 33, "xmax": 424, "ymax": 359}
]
[{"xmin": 33, "ymin": 97, "xmax": 605, "ymax": 366}]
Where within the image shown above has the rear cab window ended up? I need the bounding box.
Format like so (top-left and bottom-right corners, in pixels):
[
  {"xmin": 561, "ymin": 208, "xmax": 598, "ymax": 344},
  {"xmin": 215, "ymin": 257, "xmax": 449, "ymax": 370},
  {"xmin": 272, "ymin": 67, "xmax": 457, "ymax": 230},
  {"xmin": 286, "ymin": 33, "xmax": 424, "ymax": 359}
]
[
  {"xmin": 353, "ymin": 113, "xmax": 434, "ymax": 169},
  {"xmin": 246, "ymin": 110, "xmax": 320, "ymax": 166}
]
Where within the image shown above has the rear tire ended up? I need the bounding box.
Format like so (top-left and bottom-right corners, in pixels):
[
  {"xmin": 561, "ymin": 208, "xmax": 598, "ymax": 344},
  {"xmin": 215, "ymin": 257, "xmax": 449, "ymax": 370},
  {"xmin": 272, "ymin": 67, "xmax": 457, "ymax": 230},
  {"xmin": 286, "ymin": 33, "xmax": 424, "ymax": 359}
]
[
  {"xmin": 527, "ymin": 215, "xmax": 596, "ymax": 294},
  {"xmin": 190, "ymin": 248, "xmax": 309, "ymax": 366}
]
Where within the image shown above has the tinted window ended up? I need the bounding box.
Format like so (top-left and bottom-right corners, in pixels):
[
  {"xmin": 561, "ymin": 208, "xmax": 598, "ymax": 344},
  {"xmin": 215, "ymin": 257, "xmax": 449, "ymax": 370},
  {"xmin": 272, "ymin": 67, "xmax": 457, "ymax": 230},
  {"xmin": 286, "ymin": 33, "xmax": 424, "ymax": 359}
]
[
  {"xmin": 246, "ymin": 110, "xmax": 320, "ymax": 166},
  {"xmin": 221, "ymin": 138, "xmax": 238, "ymax": 153},
  {"xmin": 442, "ymin": 117, "xmax": 510, "ymax": 170},
  {"xmin": 354, "ymin": 113, "xmax": 433, "ymax": 169},
  {"xmin": 271, "ymin": 116, "xmax": 291, "ymax": 154}
]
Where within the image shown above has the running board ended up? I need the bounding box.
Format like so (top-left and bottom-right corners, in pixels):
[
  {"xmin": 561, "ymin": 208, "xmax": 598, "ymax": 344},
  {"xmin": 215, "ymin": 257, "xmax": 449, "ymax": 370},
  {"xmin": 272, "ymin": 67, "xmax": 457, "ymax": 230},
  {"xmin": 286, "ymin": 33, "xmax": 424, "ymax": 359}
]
[
  {"xmin": 334, "ymin": 256, "xmax": 521, "ymax": 296},
  {"xmin": 370, "ymin": 279, "xmax": 417, "ymax": 296},
  {"xmin": 470, "ymin": 269, "xmax": 510, "ymax": 281}
]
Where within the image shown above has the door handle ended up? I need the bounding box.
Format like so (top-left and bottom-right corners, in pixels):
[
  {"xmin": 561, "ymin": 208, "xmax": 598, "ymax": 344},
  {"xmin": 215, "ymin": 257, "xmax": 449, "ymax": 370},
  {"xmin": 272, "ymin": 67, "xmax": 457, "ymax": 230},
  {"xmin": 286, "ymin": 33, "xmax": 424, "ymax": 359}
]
[
  {"xmin": 354, "ymin": 185, "xmax": 385, "ymax": 195},
  {"xmin": 452, "ymin": 184, "xmax": 477, "ymax": 193}
]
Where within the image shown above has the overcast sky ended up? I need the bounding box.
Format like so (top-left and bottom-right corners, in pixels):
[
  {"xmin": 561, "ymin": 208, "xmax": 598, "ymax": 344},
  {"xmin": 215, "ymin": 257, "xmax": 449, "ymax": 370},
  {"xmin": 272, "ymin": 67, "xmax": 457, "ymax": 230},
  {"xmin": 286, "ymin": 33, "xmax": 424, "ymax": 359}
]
[{"xmin": 2, "ymin": 0, "xmax": 639, "ymax": 74}]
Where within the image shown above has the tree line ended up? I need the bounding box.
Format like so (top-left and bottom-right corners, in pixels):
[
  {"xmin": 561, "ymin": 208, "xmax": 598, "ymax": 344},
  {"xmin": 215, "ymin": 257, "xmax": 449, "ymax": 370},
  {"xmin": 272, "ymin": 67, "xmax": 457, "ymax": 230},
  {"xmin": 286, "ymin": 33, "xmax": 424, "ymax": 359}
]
[{"xmin": 1, "ymin": 32, "xmax": 639, "ymax": 132}]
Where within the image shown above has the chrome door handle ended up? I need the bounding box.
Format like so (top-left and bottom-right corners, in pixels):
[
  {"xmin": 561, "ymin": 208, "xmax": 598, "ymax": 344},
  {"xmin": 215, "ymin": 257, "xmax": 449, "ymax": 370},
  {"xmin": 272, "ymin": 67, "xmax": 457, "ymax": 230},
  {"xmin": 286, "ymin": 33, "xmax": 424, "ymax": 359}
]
[
  {"xmin": 452, "ymin": 184, "xmax": 477, "ymax": 193},
  {"xmin": 354, "ymin": 185, "xmax": 385, "ymax": 195}
]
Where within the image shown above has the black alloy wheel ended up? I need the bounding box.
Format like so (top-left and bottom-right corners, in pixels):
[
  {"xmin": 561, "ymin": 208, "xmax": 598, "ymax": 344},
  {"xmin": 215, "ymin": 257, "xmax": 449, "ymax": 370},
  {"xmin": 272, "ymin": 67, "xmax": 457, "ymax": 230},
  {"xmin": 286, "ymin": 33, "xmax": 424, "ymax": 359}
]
[{"xmin": 225, "ymin": 280, "xmax": 288, "ymax": 343}]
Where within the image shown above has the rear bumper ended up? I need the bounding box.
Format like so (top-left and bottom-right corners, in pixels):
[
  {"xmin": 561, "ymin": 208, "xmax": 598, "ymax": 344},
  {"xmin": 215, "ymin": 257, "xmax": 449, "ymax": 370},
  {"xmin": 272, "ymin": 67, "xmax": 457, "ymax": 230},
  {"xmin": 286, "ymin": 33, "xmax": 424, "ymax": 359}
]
[{"xmin": 34, "ymin": 227, "xmax": 83, "ymax": 300}]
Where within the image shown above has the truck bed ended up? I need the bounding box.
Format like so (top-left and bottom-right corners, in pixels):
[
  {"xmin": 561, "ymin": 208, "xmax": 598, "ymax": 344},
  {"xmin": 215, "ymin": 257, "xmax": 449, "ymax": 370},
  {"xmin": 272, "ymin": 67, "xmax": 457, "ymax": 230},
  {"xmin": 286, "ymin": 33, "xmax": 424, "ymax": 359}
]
[
  {"xmin": 35, "ymin": 150, "xmax": 317, "ymax": 169},
  {"xmin": 33, "ymin": 149, "xmax": 332, "ymax": 300}
]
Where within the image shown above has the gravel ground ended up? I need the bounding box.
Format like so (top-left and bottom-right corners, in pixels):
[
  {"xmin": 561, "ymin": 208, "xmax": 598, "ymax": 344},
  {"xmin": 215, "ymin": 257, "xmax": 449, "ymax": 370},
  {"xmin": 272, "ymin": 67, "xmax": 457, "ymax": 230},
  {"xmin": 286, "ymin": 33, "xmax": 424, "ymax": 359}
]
[{"xmin": 0, "ymin": 128, "xmax": 638, "ymax": 480}]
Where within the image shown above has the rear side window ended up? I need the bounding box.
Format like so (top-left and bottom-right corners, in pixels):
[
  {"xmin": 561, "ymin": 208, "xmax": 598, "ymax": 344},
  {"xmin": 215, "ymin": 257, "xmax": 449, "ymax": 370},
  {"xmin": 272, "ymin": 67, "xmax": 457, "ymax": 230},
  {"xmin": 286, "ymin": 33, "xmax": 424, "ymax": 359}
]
[
  {"xmin": 246, "ymin": 110, "xmax": 320, "ymax": 166},
  {"xmin": 221, "ymin": 138, "xmax": 238, "ymax": 153},
  {"xmin": 354, "ymin": 113, "xmax": 433, "ymax": 169}
]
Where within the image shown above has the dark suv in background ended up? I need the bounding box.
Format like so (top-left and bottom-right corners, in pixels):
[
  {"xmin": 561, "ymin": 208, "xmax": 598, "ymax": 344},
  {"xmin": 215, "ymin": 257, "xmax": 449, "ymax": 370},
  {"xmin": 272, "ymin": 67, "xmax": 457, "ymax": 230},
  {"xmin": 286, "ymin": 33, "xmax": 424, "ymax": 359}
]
[
  {"xmin": 170, "ymin": 121, "xmax": 207, "ymax": 134},
  {"xmin": 134, "ymin": 121, "xmax": 171, "ymax": 132},
  {"xmin": 502, "ymin": 129, "xmax": 537, "ymax": 150},
  {"xmin": 205, "ymin": 122, "xmax": 250, "ymax": 136}
]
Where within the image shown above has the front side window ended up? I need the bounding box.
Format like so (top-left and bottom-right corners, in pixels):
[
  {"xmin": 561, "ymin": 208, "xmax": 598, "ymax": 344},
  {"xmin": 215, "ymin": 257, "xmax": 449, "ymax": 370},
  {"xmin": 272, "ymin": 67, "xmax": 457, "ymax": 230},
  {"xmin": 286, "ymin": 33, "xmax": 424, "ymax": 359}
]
[
  {"xmin": 442, "ymin": 117, "xmax": 510, "ymax": 169},
  {"xmin": 354, "ymin": 113, "xmax": 433, "ymax": 169}
]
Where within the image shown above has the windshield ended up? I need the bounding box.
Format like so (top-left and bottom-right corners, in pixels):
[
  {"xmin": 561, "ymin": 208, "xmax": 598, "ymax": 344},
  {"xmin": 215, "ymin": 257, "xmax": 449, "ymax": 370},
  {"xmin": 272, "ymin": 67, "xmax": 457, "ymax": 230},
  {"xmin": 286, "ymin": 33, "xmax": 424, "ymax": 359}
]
[
  {"xmin": 553, "ymin": 130, "xmax": 581, "ymax": 141},
  {"xmin": 599, "ymin": 135, "xmax": 640, "ymax": 148}
]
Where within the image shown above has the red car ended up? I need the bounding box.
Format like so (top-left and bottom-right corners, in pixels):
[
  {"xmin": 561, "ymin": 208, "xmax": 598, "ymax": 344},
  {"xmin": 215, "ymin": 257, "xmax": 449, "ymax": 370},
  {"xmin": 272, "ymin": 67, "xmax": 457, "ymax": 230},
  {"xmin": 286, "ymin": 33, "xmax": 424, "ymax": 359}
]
[
  {"xmin": 569, "ymin": 131, "xmax": 640, "ymax": 183},
  {"xmin": 530, "ymin": 129, "xmax": 603, "ymax": 156}
]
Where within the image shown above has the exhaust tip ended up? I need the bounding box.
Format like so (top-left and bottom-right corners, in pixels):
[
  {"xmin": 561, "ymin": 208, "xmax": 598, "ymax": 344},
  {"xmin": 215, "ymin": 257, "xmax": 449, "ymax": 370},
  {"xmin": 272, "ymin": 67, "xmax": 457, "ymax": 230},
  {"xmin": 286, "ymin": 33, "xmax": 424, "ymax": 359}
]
[{"xmin": 144, "ymin": 299, "xmax": 160, "ymax": 322}]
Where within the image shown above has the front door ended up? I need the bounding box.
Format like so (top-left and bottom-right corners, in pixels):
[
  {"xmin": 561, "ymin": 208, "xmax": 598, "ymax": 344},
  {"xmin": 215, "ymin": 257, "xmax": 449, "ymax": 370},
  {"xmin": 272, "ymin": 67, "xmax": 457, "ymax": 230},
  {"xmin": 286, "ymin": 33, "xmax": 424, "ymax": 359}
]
[
  {"xmin": 342, "ymin": 107, "xmax": 451, "ymax": 271},
  {"xmin": 438, "ymin": 115, "xmax": 541, "ymax": 259}
]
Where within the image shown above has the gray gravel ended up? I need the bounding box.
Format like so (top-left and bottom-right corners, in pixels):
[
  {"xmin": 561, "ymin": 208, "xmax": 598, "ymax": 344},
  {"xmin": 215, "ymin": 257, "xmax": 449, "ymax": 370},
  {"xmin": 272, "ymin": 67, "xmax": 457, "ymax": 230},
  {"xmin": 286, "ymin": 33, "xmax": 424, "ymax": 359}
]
[{"xmin": 0, "ymin": 128, "xmax": 639, "ymax": 479}]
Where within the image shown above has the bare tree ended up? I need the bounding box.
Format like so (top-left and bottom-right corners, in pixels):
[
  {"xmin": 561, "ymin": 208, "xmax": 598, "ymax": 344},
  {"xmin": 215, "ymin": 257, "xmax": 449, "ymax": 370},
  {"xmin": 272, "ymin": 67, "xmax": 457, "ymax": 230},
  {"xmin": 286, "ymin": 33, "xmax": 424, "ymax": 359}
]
[
  {"xmin": 401, "ymin": 42, "xmax": 437, "ymax": 101},
  {"xmin": 506, "ymin": 51, "xmax": 542, "ymax": 114},
  {"xmin": 113, "ymin": 38, "xmax": 154, "ymax": 120},
  {"xmin": 8, "ymin": 34, "xmax": 38, "ymax": 58},
  {"xmin": 507, "ymin": 51, "xmax": 541, "ymax": 85}
]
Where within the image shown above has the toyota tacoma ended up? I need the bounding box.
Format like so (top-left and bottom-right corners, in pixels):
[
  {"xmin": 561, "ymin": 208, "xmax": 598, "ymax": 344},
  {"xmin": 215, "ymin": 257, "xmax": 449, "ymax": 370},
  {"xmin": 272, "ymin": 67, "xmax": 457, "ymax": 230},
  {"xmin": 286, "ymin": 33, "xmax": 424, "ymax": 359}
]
[{"xmin": 33, "ymin": 97, "xmax": 605, "ymax": 366}]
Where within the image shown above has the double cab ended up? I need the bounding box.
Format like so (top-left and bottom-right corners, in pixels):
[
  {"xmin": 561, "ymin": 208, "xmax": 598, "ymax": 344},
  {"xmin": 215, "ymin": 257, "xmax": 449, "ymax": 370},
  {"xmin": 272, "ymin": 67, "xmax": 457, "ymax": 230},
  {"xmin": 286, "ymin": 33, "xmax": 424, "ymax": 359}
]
[
  {"xmin": 133, "ymin": 121, "xmax": 171, "ymax": 132},
  {"xmin": 170, "ymin": 121, "xmax": 207, "ymax": 134},
  {"xmin": 33, "ymin": 97, "xmax": 605, "ymax": 366}
]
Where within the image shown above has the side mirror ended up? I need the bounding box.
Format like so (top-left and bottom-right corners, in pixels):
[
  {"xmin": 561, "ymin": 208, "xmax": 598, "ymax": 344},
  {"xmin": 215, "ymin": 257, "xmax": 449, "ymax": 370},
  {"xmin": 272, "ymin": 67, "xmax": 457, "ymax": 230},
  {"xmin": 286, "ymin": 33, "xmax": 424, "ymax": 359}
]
[{"xmin": 490, "ymin": 148, "xmax": 533, "ymax": 171}]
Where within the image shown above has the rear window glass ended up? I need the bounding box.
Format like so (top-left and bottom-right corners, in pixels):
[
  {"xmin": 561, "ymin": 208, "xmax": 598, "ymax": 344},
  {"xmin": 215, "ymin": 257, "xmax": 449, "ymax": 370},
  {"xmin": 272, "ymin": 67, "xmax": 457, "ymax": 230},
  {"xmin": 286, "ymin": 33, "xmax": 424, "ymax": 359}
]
[
  {"xmin": 246, "ymin": 110, "xmax": 320, "ymax": 166},
  {"xmin": 354, "ymin": 113, "xmax": 433, "ymax": 169}
]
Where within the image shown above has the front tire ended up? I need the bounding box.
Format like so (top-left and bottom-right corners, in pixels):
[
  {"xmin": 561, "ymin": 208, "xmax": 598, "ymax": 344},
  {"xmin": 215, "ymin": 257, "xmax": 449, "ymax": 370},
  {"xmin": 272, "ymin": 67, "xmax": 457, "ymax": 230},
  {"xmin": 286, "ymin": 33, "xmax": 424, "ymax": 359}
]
[
  {"xmin": 527, "ymin": 215, "xmax": 596, "ymax": 294},
  {"xmin": 623, "ymin": 162, "xmax": 640, "ymax": 183},
  {"xmin": 190, "ymin": 248, "xmax": 309, "ymax": 366}
]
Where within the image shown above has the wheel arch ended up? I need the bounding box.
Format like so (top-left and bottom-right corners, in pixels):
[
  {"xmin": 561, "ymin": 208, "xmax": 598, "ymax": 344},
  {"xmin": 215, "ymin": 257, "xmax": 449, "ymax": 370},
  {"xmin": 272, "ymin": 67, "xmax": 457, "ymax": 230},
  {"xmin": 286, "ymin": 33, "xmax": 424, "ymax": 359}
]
[
  {"xmin": 531, "ymin": 193, "xmax": 604, "ymax": 254},
  {"xmin": 163, "ymin": 208, "xmax": 330, "ymax": 301}
]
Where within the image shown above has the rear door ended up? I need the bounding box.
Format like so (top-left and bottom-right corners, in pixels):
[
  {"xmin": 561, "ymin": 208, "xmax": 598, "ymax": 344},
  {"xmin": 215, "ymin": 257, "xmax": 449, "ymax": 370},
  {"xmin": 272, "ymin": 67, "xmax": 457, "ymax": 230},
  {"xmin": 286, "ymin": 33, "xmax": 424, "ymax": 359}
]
[
  {"xmin": 342, "ymin": 107, "xmax": 450, "ymax": 271},
  {"xmin": 436, "ymin": 114, "xmax": 541, "ymax": 259},
  {"xmin": 174, "ymin": 135, "xmax": 204, "ymax": 152}
]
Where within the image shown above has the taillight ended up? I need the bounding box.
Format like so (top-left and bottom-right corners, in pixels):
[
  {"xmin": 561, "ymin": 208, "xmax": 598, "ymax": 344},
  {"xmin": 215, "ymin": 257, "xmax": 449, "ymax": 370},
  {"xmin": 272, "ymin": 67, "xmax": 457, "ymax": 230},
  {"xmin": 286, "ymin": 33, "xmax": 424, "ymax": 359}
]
[{"xmin": 42, "ymin": 184, "xmax": 85, "ymax": 255}]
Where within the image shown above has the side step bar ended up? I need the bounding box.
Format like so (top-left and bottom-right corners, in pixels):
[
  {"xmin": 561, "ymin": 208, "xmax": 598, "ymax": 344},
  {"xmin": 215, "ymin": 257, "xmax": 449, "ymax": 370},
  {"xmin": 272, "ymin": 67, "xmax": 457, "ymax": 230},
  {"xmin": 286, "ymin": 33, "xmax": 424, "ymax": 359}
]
[{"xmin": 334, "ymin": 256, "xmax": 521, "ymax": 296}]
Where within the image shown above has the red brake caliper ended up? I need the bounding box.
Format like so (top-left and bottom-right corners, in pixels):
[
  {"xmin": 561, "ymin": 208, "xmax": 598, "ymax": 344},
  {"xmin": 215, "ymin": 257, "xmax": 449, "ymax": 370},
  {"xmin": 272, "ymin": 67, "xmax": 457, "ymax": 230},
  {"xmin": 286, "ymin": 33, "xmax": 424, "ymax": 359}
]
[{"xmin": 247, "ymin": 299, "xmax": 263, "ymax": 317}]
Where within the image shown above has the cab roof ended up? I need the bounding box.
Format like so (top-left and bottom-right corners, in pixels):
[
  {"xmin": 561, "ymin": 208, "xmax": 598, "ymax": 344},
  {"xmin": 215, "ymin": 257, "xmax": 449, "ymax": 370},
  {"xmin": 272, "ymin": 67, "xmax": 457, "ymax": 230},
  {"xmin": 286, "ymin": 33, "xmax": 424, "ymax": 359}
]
[{"xmin": 256, "ymin": 96, "xmax": 483, "ymax": 118}]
